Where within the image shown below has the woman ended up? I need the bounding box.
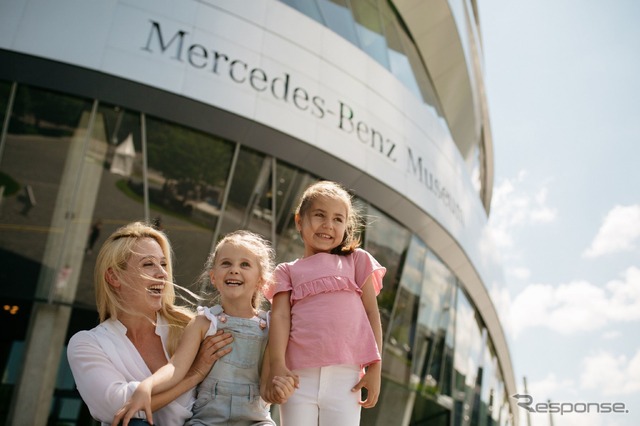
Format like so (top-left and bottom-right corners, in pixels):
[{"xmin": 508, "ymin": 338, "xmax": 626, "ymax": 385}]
[{"xmin": 67, "ymin": 221, "xmax": 233, "ymax": 426}]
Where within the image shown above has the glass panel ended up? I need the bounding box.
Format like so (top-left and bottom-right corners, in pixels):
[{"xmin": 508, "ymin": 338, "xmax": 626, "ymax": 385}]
[
  {"xmin": 351, "ymin": 0, "xmax": 389, "ymax": 68},
  {"xmin": 360, "ymin": 207, "xmax": 411, "ymax": 424},
  {"xmin": 0, "ymin": 80, "xmax": 11, "ymax": 129},
  {"xmin": 379, "ymin": 5, "xmax": 422, "ymax": 100},
  {"xmin": 363, "ymin": 205, "xmax": 410, "ymax": 334},
  {"xmin": 0, "ymin": 84, "xmax": 94, "ymax": 424},
  {"xmin": 317, "ymin": 0, "xmax": 359, "ymax": 45},
  {"xmin": 145, "ymin": 116, "xmax": 235, "ymax": 293},
  {"xmin": 383, "ymin": 235, "xmax": 425, "ymax": 384},
  {"xmin": 280, "ymin": 0, "xmax": 324, "ymax": 23},
  {"xmin": 478, "ymin": 342, "xmax": 498, "ymax": 426},
  {"xmin": 417, "ymin": 251, "xmax": 456, "ymax": 397},
  {"xmin": 272, "ymin": 164, "xmax": 315, "ymax": 264},
  {"xmin": 217, "ymin": 146, "xmax": 271, "ymax": 241},
  {"xmin": 73, "ymin": 104, "xmax": 145, "ymax": 309},
  {"xmin": 469, "ymin": 143, "xmax": 482, "ymax": 194},
  {"xmin": 395, "ymin": 22, "xmax": 442, "ymax": 114},
  {"xmin": 452, "ymin": 288, "xmax": 484, "ymax": 426},
  {"xmin": 0, "ymin": 85, "xmax": 93, "ymax": 301},
  {"xmin": 480, "ymin": 342, "xmax": 502, "ymax": 426}
]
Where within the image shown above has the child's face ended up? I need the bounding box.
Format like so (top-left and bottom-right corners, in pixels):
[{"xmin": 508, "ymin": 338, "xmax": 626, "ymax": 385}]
[
  {"xmin": 210, "ymin": 242, "xmax": 263, "ymax": 310},
  {"xmin": 296, "ymin": 195, "xmax": 348, "ymax": 257}
]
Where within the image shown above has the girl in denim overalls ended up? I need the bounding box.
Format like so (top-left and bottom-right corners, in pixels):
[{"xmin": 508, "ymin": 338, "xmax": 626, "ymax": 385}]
[{"xmin": 115, "ymin": 231, "xmax": 297, "ymax": 426}]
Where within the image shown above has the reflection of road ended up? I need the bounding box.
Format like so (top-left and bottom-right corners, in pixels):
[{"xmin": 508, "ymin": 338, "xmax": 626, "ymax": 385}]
[
  {"xmin": 76, "ymin": 171, "xmax": 219, "ymax": 308},
  {"xmin": 0, "ymin": 134, "xmax": 218, "ymax": 310}
]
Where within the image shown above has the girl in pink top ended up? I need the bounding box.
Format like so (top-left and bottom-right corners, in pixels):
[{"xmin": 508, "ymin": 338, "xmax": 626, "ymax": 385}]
[{"xmin": 264, "ymin": 181, "xmax": 386, "ymax": 426}]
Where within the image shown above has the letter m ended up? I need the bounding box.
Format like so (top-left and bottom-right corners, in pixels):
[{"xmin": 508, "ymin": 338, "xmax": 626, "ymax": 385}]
[
  {"xmin": 407, "ymin": 147, "xmax": 424, "ymax": 182},
  {"xmin": 142, "ymin": 20, "xmax": 187, "ymax": 61}
]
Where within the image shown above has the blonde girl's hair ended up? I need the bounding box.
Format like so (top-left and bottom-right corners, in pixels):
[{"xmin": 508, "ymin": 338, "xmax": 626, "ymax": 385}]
[
  {"xmin": 295, "ymin": 180, "xmax": 361, "ymax": 255},
  {"xmin": 94, "ymin": 221, "xmax": 193, "ymax": 355},
  {"xmin": 201, "ymin": 230, "xmax": 275, "ymax": 309}
]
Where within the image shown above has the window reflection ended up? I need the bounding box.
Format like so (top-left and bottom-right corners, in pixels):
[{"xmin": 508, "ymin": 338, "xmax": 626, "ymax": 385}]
[
  {"xmin": 0, "ymin": 84, "xmax": 96, "ymax": 424},
  {"xmin": 273, "ymin": 165, "xmax": 314, "ymax": 264},
  {"xmin": 477, "ymin": 342, "xmax": 499, "ymax": 426},
  {"xmin": 453, "ymin": 288, "xmax": 484, "ymax": 426},
  {"xmin": 363, "ymin": 205, "xmax": 410, "ymax": 334},
  {"xmin": 0, "ymin": 80, "xmax": 11, "ymax": 127},
  {"xmin": 75, "ymin": 105, "xmax": 145, "ymax": 309},
  {"xmin": 145, "ymin": 116, "xmax": 234, "ymax": 292},
  {"xmin": 0, "ymin": 85, "xmax": 93, "ymax": 302},
  {"xmin": 416, "ymin": 252, "xmax": 456, "ymax": 398},
  {"xmin": 379, "ymin": 6, "xmax": 422, "ymax": 100},
  {"xmin": 359, "ymin": 204, "xmax": 410, "ymax": 425},
  {"xmin": 384, "ymin": 236, "xmax": 426, "ymax": 383},
  {"xmin": 217, "ymin": 147, "xmax": 273, "ymax": 241},
  {"xmin": 280, "ymin": 0, "xmax": 323, "ymax": 23},
  {"xmin": 351, "ymin": 0, "xmax": 389, "ymax": 68},
  {"xmin": 317, "ymin": 0, "xmax": 359, "ymax": 45}
]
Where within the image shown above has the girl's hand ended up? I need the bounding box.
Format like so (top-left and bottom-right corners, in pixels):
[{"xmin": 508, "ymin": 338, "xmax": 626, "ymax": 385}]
[
  {"xmin": 351, "ymin": 362, "xmax": 381, "ymax": 409},
  {"xmin": 111, "ymin": 380, "xmax": 153, "ymax": 426},
  {"xmin": 268, "ymin": 374, "xmax": 298, "ymax": 404},
  {"xmin": 261, "ymin": 364, "xmax": 298, "ymax": 404}
]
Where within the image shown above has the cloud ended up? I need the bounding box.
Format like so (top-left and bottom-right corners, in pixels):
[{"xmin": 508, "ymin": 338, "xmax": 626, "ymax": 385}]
[
  {"xmin": 510, "ymin": 266, "xmax": 640, "ymax": 336},
  {"xmin": 508, "ymin": 266, "xmax": 531, "ymax": 281},
  {"xmin": 489, "ymin": 171, "xmax": 557, "ymax": 250},
  {"xmin": 581, "ymin": 349, "xmax": 640, "ymax": 396},
  {"xmin": 583, "ymin": 205, "xmax": 640, "ymax": 258},
  {"xmin": 526, "ymin": 373, "xmax": 575, "ymax": 399},
  {"xmin": 602, "ymin": 330, "xmax": 622, "ymax": 340}
]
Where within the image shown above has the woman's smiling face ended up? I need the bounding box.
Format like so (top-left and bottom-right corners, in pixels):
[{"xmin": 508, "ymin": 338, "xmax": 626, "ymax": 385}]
[{"xmin": 112, "ymin": 237, "xmax": 169, "ymax": 315}]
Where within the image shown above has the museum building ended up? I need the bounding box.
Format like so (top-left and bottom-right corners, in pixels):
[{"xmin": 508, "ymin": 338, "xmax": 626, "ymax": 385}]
[{"xmin": 0, "ymin": 0, "xmax": 518, "ymax": 425}]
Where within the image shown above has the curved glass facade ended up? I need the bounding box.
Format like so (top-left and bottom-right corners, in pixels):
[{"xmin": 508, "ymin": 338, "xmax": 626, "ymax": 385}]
[
  {"xmin": 0, "ymin": 0, "xmax": 516, "ymax": 425},
  {"xmin": 0, "ymin": 80, "xmax": 513, "ymax": 425}
]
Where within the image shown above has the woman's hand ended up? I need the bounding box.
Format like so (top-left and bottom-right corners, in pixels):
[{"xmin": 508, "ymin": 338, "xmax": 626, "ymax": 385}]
[
  {"xmin": 186, "ymin": 330, "xmax": 233, "ymax": 381},
  {"xmin": 112, "ymin": 379, "xmax": 153, "ymax": 426},
  {"xmin": 111, "ymin": 331, "xmax": 232, "ymax": 426}
]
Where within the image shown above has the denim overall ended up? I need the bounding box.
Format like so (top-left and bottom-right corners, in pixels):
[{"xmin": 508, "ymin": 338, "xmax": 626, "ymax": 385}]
[{"xmin": 185, "ymin": 305, "xmax": 274, "ymax": 426}]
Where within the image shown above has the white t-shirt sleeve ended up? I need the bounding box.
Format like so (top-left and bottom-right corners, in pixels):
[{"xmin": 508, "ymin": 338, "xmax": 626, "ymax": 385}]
[{"xmin": 196, "ymin": 306, "xmax": 218, "ymax": 336}]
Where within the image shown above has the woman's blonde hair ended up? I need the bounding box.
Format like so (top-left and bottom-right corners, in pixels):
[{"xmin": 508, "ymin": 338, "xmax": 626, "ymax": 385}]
[
  {"xmin": 94, "ymin": 221, "xmax": 193, "ymax": 354},
  {"xmin": 200, "ymin": 230, "xmax": 275, "ymax": 309},
  {"xmin": 295, "ymin": 180, "xmax": 361, "ymax": 255}
]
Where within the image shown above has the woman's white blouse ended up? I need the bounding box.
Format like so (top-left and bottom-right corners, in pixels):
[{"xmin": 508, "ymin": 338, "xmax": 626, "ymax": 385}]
[{"xmin": 67, "ymin": 315, "xmax": 195, "ymax": 426}]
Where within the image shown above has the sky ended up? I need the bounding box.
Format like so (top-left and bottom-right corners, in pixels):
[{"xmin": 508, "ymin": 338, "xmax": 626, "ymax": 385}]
[{"xmin": 477, "ymin": 1, "xmax": 640, "ymax": 426}]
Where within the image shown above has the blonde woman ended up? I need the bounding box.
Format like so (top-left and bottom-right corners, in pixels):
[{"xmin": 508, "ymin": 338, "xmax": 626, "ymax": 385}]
[{"xmin": 68, "ymin": 222, "xmax": 232, "ymax": 426}]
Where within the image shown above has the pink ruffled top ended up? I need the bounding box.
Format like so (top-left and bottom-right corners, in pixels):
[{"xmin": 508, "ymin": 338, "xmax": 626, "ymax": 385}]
[{"xmin": 266, "ymin": 249, "xmax": 385, "ymax": 371}]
